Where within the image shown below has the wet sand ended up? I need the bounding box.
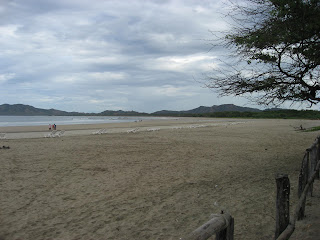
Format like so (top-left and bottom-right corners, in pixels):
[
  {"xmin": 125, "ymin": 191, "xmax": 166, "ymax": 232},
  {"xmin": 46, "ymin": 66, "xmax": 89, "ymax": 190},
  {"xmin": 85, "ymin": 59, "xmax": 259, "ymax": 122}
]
[{"xmin": 0, "ymin": 118, "xmax": 319, "ymax": 239}]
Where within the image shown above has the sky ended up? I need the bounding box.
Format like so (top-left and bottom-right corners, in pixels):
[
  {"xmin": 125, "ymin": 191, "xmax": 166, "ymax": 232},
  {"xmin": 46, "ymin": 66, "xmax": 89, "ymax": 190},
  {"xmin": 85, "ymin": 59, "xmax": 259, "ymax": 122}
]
[{"xmin": 0, "ymin": 0, "xmax": 317, "ymax": 113}]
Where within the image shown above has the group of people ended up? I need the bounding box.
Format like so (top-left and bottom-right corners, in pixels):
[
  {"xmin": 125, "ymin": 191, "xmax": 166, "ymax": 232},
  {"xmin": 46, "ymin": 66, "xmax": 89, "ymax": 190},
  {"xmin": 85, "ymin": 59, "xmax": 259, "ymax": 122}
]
[{"xmin": 49, "ymin": 124, "xmax": 57, "ymax": 131}]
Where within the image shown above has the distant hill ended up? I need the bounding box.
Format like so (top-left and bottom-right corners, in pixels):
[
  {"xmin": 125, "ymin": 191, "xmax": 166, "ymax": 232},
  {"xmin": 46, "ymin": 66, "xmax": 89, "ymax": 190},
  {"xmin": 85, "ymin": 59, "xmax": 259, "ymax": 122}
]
[
  {"xmin": 99, "ymin": 110, "xmax": 147, "ymax": 116},
  {"xmin": 153, "ymin": 104, "xmax": 261, "ymax": 115},
  {"xmin": 0, "ymin": 104, "xmax": 67, "ymax": 116},
  {"xmin": 0, "ymin": 104, "xmax": 283, "ymax": 116},
  {"xmin": 186, "ymin": 104, "xmax": 261, "ymax": 113},
  {"xmin": 0, "ymin": 104, "xmax": 149, "ymax": 116},
  {"xmin": 0, "ymin": 104, "xmax": 89, "ymax": 116},
  {"xmin": 152, "ymin": 110, "xmax": 181, "ymax": 115},
  {"xmin": 0, "ymin": 103, "xmax": 262, "ymax": 116},
  {"xmin": 1, "ymin": 103, "xmax": 319, "ymax": 119}
]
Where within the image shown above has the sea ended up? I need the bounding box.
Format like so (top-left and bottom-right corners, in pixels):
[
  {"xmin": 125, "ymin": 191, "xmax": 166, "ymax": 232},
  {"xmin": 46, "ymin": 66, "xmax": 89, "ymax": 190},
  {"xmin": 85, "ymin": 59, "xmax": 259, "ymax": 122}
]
[{"xmin": 0, "ymin": 116, "xmax": 172, "ymax": 127}]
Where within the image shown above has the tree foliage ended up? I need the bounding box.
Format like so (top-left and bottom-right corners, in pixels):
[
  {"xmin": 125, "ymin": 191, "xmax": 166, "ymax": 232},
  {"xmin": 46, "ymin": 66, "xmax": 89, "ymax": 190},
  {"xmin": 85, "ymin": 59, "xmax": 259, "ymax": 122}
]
[{"xmin": 207, "ymin": 0, "xmax": 320, "ymax": 106}]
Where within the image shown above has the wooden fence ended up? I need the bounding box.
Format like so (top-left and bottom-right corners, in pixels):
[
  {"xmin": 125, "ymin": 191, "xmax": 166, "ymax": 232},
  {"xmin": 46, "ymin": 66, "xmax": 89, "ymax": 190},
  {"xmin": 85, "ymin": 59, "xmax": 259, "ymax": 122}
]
[
  {"xmin": 182, "ymin": 136, "xmax": 320, "ymax": 240},
  {"xmin": 275, "ymin": 136, "xmax": 320, "ymax": 240},
  {"xmin": 182, "ymin": 211, "xmax": 234, "ymax": 240}
]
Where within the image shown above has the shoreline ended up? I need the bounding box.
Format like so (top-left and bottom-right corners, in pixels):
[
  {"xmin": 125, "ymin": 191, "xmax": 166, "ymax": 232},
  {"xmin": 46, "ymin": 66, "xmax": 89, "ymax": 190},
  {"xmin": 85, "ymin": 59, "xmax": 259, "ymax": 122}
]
[
  {"xmin": 0, "ymin": 115, "xmax": 178, "ymax": 128},
  {"xmin": 0, "ymin": 116, "xmax": 178, "ymax": 132},
  {"xmin": 1, "ymin": 116, "xmax": 319, "ymax": 134},
  {"xmin": 0, "ymin": 118, "xmax": 248, "ymax": 139}
]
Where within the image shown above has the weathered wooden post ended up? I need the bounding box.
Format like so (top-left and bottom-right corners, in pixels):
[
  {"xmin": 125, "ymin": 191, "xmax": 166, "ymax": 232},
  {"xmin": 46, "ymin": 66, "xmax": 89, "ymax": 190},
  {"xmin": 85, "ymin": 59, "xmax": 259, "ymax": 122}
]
[
  {"xmin": 309, "ymin": 146, "xmax": 318, "ymax": 179},
  {"xmin": 182, "ymin": 212, "xmax": 234, "ymax": 240},
  {"xmin": 216, "ymin": 211, "xmax": 234, "ymax": 240},
  {"xmin": 298, "ymin": 151, "xmax": 309, "ymax": 221},
  {"xmin": 275, "ymin": 174, "xmax": 290, "ymax": 239},
  {"xmin": 316, "ymin": 137, "xmax": 320, "ymax": 179},
  {"xmin": 306, "ymin": 148, "xmax": 313, "ymax": 196}
]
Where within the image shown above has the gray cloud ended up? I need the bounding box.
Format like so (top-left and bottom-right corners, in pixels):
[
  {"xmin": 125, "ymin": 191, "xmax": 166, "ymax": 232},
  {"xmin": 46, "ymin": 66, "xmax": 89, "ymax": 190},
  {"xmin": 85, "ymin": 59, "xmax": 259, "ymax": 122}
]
[{"xmin": 0, "ymin": 0, "xmax": 285, "ymax": 113}]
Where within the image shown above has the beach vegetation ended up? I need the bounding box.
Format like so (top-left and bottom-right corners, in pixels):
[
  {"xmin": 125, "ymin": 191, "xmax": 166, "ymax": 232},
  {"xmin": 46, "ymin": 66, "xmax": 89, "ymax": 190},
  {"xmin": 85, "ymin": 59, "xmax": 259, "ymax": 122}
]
[
  {"xmin": 303, "ymin": 126, "xmax": 320, "ymax": 132},
  {"xmin": 157, "ymin": 109, "xmax": 320, "ymax": 119},
  {"xmin": 206, "ymin": 0, "xmax": 320, "ymax": 106}
]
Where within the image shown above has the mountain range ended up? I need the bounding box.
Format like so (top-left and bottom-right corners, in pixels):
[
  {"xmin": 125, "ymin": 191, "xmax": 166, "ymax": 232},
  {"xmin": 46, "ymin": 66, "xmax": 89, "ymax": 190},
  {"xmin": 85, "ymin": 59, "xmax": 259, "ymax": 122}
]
[{"xmin": 0, "ymin": 103, "xmax": 263, "ymax": 116}]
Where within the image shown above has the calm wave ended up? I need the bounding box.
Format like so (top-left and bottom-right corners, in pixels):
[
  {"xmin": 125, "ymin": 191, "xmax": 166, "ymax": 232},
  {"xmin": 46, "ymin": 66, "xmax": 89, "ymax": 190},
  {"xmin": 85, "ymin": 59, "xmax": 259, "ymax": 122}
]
[{"xmin": 0, "ymin": 116, "xmax": 171, "ymax": 127}]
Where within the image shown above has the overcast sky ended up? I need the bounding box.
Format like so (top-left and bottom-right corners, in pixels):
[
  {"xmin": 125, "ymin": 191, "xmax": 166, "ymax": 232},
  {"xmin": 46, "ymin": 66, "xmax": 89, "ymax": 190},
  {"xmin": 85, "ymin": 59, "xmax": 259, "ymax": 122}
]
[{"xmin": 0, "ymin": 0, "xmax": 316, "ymax": 113}]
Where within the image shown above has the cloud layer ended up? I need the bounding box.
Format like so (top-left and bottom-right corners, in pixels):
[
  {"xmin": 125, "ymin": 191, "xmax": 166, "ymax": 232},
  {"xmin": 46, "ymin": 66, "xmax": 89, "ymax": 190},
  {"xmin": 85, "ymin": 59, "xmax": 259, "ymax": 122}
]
[{"xmin": 0, "ymin": 0, "xmax": 264, "ymax": 113}]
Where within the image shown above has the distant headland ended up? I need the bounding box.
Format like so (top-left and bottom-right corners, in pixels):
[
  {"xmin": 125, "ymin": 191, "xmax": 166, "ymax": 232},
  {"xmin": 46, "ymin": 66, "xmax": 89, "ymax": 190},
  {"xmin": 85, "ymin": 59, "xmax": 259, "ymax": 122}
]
[
  {"xmin": 0, "ymin": 103, "xmax": 319, "ymax": 119},
  {"xmin": 0, "ymin": 103, "xmax": 261, "ymax": 116}
]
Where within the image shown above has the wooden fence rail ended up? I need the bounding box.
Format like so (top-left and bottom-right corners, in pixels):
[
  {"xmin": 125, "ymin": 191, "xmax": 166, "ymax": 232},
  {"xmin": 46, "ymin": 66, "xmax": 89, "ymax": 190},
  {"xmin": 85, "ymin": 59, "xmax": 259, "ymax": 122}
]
[
  {"xmin": 275, "ymin": 136, "xmax": 320, "ymax": 240},
  {"xmin": 181, "ymin": 211, "xmax": 234, "ymax": 240},
  {"xmin": 182, "ymin": 136, "xmax": 319, "ymax": 240}
]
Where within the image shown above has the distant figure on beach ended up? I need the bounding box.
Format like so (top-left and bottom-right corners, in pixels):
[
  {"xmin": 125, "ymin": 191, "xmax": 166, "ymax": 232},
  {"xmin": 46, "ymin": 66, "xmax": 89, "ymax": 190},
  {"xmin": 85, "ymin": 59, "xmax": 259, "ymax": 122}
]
[
  {"xmin": 49, "ymin": 124, "xmax": 51, "ymax": 131},
  {"xmin": 54, "ymin": 124, "xmax": 56, "ymax": 130}
]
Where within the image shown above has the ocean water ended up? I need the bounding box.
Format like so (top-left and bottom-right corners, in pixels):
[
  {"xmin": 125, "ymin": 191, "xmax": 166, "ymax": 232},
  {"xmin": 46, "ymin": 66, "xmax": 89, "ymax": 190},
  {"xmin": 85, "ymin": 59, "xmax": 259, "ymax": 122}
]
[{"xmin": 0, "ymin": 116, "xmax": 170, "ymax": 127}]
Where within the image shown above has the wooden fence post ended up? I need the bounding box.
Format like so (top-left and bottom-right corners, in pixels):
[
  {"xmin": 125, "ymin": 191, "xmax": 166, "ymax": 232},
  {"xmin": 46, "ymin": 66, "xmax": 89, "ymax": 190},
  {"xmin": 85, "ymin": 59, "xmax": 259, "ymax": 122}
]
[
  {"xmin": 316, "ymin": 137, "xmax": 320, "ymax": 180},
  {"xmin": 216, "ymin": 212, "xmax": 234, "ymax": 240},
  {"xmin": 275, "ymin": 174, "xmax": 290, "ymax": 239},
  {"xmin": 298, "ymin": 151, "xmax": 309, "ymax": 198},
  {"xmin": 297, "ymin": 151, "xmax": 309, "ymax": 220},
  {"xmin": 277, "ymin": 160, "xmax": 320, "ymax": 240},
  {"xmin": 306, "ymin": 148, "xmax": 314, "ymax": 197},
  {"xmin": 309, "ymin": 146, "xmax": 318, "ymax": 180}
]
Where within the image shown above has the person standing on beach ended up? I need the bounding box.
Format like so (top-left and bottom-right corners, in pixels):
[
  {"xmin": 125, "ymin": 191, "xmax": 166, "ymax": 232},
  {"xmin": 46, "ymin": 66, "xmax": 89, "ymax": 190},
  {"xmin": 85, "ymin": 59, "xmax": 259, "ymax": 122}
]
[{"xmin": 49, "ymin": 124, "xmax": 51, "ymax": 131}]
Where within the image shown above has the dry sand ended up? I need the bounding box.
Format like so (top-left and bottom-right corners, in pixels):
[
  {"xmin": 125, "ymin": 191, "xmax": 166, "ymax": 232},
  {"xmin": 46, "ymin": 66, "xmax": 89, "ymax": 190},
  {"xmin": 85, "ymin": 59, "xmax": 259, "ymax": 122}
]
[{"xmin": 0, "ymin": 118, "xmax": 320, "ymax": 240}]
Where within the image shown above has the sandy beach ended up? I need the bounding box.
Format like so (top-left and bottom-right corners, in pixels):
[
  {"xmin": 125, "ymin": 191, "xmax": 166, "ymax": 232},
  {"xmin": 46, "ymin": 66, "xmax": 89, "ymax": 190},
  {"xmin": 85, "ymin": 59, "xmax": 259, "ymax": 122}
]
[{"xmin": 1, "ymin": 118, "xmax": 320, "ymax": 240}]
